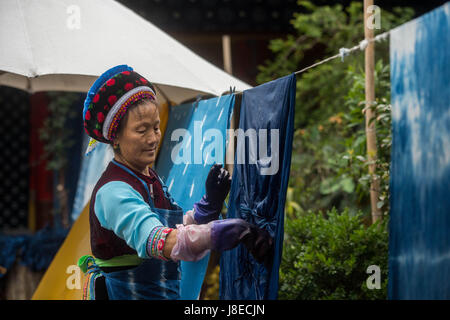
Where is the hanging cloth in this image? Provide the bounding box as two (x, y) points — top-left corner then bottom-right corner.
(155, 94), (235, 299)
(388, 3), (450, 299)
(220, 74), (296, 300)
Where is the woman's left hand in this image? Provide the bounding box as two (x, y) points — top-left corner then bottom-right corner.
(193, 164), (231, 224)
(204, 164), (231, 205)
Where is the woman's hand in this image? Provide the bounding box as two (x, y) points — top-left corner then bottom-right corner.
(210, 219), (273, 267)
(193, 164), (231, 224)
(204, 164), (231, 206)
(162, 229), (178, 260)
(166, 219), (273, 266)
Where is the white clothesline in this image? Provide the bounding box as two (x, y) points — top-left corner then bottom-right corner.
(294, 31), (390, 75)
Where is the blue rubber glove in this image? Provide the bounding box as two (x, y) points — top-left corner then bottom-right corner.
(193, 164), (231, 224)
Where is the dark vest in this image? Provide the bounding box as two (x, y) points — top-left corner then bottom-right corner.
(89, 161), (172, 260)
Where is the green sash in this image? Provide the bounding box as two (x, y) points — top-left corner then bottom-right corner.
(78, 254), (142, 273)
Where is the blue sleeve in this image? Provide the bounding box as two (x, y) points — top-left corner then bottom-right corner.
(94, 181), (164, 258)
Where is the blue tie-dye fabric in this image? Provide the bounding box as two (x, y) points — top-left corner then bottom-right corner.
(389, 3), (450, 299)
(155, 95), (235, 299)
(219, 74), (296, 300)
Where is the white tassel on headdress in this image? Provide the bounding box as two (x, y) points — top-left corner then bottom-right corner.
(85, 138), (100, 156)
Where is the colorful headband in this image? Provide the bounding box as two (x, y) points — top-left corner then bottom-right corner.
(82, 65), (157, 155)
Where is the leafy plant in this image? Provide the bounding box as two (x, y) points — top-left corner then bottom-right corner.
(279, 208), (389, 300)
(39, 92), (79, 171)
(39, 92), (79, 227)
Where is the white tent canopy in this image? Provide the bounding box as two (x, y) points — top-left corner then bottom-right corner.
(0, 0), (251, 103)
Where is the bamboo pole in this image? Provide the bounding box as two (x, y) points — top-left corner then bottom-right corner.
(364, 0), (382, 223)
(222, 35), (233, 75)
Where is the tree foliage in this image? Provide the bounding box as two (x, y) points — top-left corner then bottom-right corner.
(39, 92), (79, 171)
(257, 1), (413, 129)
(39, 92), (79, 227)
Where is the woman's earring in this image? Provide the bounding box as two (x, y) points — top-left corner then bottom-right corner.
(113, 143), (119, 150)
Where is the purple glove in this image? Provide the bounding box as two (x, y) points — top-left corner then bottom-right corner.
(210, 219), (252, 252)
(241, 223), (274, 268)
(170, 219), (273, 265)
(211, 219), (274, 267)
(193, 164), (231, 224)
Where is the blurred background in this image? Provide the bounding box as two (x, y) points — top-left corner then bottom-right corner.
(0, 0), (447, 300)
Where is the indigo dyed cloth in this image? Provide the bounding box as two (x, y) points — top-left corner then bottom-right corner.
(219, 74), (296, 300)
(389, 3), (450, 299)
(155, 95), (235, 299)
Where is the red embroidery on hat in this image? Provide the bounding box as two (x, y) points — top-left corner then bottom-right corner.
(93, 94), (100, 103)
(124, 83), (133, 91)
(106, 79), (116, 86)
(104, 105), (108, 110)
(122, 71), (131, 76)
(108, 95), (118, 106)
(140, 77), (148, 84)
(97, 112), (105, 123)
(85, 110), (91, 120)
(93, 129), (102, 138)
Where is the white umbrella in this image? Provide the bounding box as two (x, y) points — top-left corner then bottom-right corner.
(0, 0), (251, 103)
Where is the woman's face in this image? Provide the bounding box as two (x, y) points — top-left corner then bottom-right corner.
(114, 100), (161, 174)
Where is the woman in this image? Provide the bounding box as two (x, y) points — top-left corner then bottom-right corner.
(78, 65), (272, 300)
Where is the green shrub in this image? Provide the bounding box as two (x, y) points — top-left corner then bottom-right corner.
(279, 208), (388, 299)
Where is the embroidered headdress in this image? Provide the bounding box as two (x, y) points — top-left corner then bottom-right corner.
(82, 65), (157, 155)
